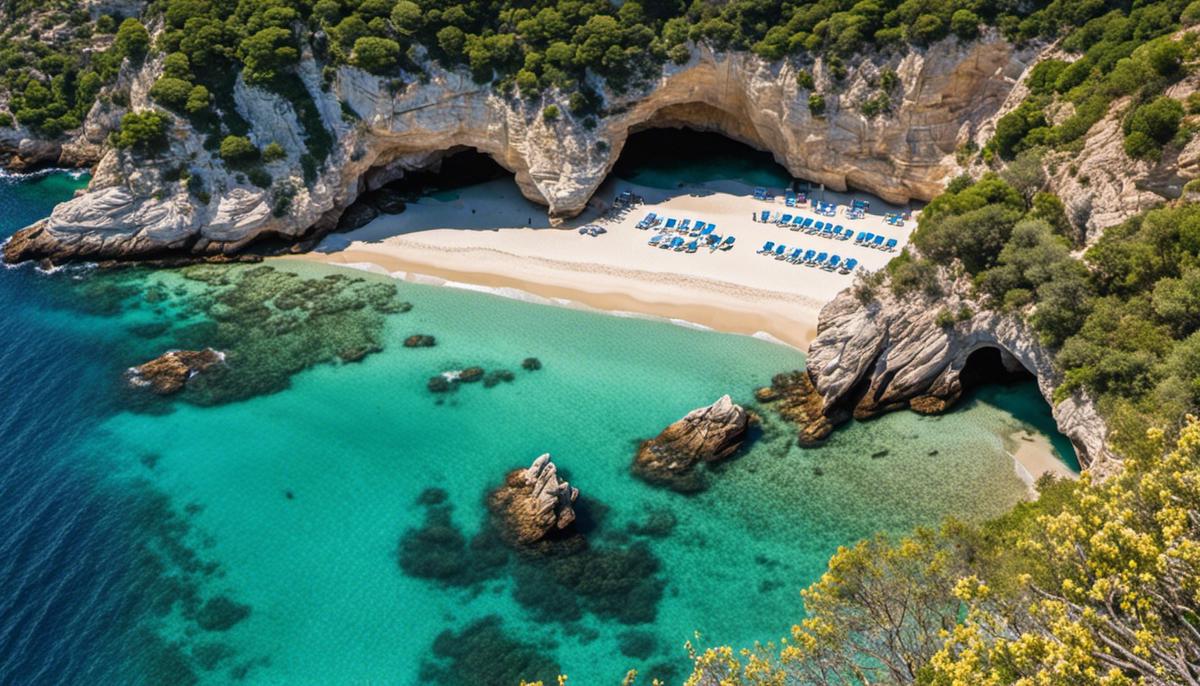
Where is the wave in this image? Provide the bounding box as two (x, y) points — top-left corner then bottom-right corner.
(0, 167), (89, 182)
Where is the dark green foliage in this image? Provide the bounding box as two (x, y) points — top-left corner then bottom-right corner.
(149, 76), (194, 111)
(1123, 95), (1184, 160)
(219, 135), (259, 166)
(808, 93), (825, 116)
(262, 142), (286, 162)
(114, 110), (169, 153)
(351, 36), (401, 74)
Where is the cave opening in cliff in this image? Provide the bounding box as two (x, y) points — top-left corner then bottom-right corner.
(382, 148), (512, 199)
(959, 346), (1035, 392)
(610, 127), (794, 190)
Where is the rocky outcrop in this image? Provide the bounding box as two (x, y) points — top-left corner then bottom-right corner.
(488, 454), (579, 545)
(125, 348), (224, 395)
(755, 371), (840, 446)
(5, 31), (1035, 263)
(805, 279), (1117, 474)
(633, 395), (749, 492)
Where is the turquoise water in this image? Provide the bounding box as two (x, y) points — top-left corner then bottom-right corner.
(0, 170), (1076, 685)
(613, 130), (794, 190)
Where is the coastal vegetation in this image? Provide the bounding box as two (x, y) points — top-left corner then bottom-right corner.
(686, 419), (1200, 685)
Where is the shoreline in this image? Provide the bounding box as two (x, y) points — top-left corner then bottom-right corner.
(1008, 429), (1079, 493)
(289, 244), (820, 350)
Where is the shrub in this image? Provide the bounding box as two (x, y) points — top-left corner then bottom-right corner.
(149, 77), (194, 111)
(0, 112), (12, 128)
(114, 18), (150, 63)
(1123, 96), (1184, 160)
(808, 94), (825, 116)
(114, 110), (168, 153)
(796, 69), (815, 90)
(352, 36), (401, 74)
(542, 104), (559, 121)
(185, 86), (211, 114)
(950, 9), (980, 40)
(162, 52), (192, 80)
(219, 135), (259, 166)
(262, 142), (287, 162)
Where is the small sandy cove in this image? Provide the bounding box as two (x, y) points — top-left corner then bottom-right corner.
(293, 177), (914, 350)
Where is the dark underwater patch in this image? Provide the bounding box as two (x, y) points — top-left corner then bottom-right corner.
(419, 615), (561, 686)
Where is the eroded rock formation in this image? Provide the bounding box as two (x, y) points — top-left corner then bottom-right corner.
(633, 394), (749, 492)
(125, 348), (224, 395)
(755, 371), (840, 446)
(5, 32), (1036, 263)
(488, 454), (579, 545)
(805, 280), (1116, 474)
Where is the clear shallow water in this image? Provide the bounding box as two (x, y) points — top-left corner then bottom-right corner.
(0, 171), (1074, 685)
(612, 129), (794, 190)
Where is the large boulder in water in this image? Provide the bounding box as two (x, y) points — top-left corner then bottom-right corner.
(126, 348), (224, 395)
(488, 454), (579, 545)
(754, 371), (837, 446)
(632, 395), (748, 492)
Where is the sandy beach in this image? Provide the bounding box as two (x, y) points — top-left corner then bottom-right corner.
(1009, 429), (1079, 492)
(296, 177), (914, 349)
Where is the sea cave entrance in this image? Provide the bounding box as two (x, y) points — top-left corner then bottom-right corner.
(337, 146), (525, 233)
(609, 124), (794, 192)
(959, 346), (1035, 391)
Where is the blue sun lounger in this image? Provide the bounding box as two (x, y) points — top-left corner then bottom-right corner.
(813, 251), (828, 266)
(679, 219), (691, 232)
(841, 258), (858, 273)
(829, 227), (842, 239)
(691, 221), (706, 236)
(854, 231), (866, 243)
(802, 249), (816, 263)
(648, 234), (665, 246)
(787, 247), (803, 262)
(636, 212), (657, 229)
(785, 191), (795, 207)
(720, 235), (735, 250)
(835, 225), (847, 239)
(753, 187), (767, 200)
(872, 235), (885, 248)
(824, 255), (841, 271)
(789, 217), (803, 231)
(669, 236), (685, 250)
(700, 224), (715, 236)
(802, 217), (814, 229)
(821, 225), (834, 237)
(773, 244), (787, 258)
(778, 214), (793, 225)
(862, 232), (875, 245)
(686, 240), (699, 253)
(884, 238), (898, 251)
(759, 210), (770, 222)
(664, 218), (677, 230)
(758, 240), (775, 254)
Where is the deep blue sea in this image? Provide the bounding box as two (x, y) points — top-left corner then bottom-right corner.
(0, 169), (1075, 685)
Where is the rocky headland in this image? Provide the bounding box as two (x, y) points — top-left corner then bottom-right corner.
(803, 276), (1116, 475)
(632, 395), (750, 492)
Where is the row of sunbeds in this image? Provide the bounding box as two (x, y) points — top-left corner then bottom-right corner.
(759, 211), (899, 251)
(648, 233), (735, 252)
(757, 241), (859, 273)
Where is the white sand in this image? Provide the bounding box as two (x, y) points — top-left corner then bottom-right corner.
(296, 176), (914, 350)
(1009, 429), (1078, 493)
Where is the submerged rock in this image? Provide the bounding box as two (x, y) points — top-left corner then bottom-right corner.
(404, 334), (437, 348)
(126, 349), (225, 395)
(632, 395), (748, 492)
(459, 366), (485, 383)
(482, 369), (515, 387)
(488, 454), (579, 545)
(521, 357), (542, 371)
(755, 371), (837, 446)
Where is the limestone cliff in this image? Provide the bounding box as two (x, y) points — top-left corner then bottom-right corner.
(805, 273), (1117, 475)
(4, 31), (1034, 263)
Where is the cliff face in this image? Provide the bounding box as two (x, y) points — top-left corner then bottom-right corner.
(4, 31), (1033, 263)
(805, 278), (1117, 475)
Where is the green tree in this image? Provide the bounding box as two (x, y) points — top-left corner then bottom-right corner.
(149, 76), (195, 111)
(352, 37), (401, 74)
(219, 135), (259, 166)
(114, 110), (168, 152)
(114, 18), (150, 63)
(240, 27), (300, 83)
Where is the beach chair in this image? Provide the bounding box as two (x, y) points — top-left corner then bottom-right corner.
(700, 224), (715, 236)
(758, 240), (775, 254)
(814, 220), (826, 231)
(801, 249), (815, 263)
(664, 218), (677, 230)
(691, 221), (706, 237)
(648, 234), (664, 246)
(841, 258), (858, 273)
(872, 235), (885, 248)
(686, 240), (699, 253)
(821, 225), (834, 237)
(773, 244), (787, 259)
(720, 236), (735, 250)
(636, 212), (656, 229)
(759, 210), (770, 222)
(778, 214), (793, 226)
(753, 187), (766, 200)
(787, 247), (803, 262)
(824, 255), (841, 271)
(679, 219), (691, 232)
(854, 231), (866, 243)
(835, 225), (847, 239)
(670, 237), (685, 250)
(884, 238), (898, 251)
(785, 192), (795, 207)
(862, 232), (875, 245)
(813, 251), (828, 266)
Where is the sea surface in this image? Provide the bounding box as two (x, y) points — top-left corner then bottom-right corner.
(0, 166), (1075, 685)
